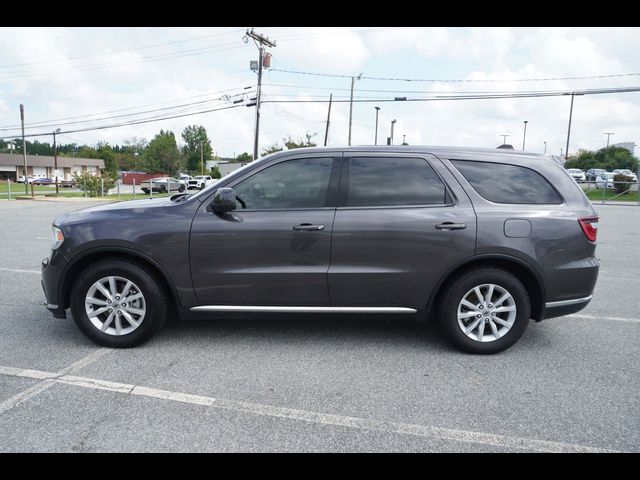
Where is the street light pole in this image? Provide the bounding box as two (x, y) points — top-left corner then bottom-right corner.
(522, 121), (528, 151)
(544, 141), (547, 154)
(53, 128), (60, 195)
(374, 106), (380, 145)
(500, 134), (510, 145)
(604, 132), (615, 148)
(200, 141), (204, 175)
(390, 119), (397, 145)
(348, 73), (362, 146)
(20, 104), (28, 195)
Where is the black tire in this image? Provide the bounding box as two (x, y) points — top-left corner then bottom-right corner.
(70, 259), (169, 348)
(178, 185), (185, 193)
(438, 268), (530, 354)
(160, 185), (167, 194)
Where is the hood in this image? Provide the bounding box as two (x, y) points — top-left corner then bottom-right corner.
(54, 197), (177, 226)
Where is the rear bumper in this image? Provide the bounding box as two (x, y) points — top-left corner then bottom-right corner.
(542, 295), (592, 320)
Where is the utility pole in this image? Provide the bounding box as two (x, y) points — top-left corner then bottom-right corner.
(604, 132), (615, 148)
(324, 94), (333, 146)
(200, 141), (204, 175)
(348, 73), (362, 146)
(53, 128), (60, 195)
(544, 141), (547, 154)
(20, 104), (28, 195)
(246, 29), (276, 161)
(390, 119), (397, 145)
(564, 92), (582, 161)
(522, 120), (528, 151)
(374, 106), (380, 145)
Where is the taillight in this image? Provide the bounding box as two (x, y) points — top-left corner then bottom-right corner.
(578, 216), (599, 242)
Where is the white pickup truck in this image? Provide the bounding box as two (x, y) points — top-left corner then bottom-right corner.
(187, 175), (214, 190)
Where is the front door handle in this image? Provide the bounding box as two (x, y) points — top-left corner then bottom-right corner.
(293, 223), (325, 231)
(435, 222), (467, 231)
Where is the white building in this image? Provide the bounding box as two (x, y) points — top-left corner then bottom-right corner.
(0, 153), (104, 181)
(204, 160), (246, 177)
(613, 142), (636, 154)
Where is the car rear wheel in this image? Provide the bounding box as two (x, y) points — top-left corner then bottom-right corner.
(438, 268), (530, 354)
(70, 259), (169, 348)
(178, 185), (185, 193)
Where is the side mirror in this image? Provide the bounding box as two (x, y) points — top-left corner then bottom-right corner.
(208, 187), (237, 213)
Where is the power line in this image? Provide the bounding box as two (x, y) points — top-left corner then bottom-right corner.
(0, 88), (255, 131)
(0, 103), (246, 140)
(0, 42), (247, 80)
(270, 68), (640, 83)
(0, 28), (244, 70)
(263, 82), (637, 95)
(260, 86), (640, 103)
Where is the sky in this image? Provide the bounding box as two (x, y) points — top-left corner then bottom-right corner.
(0, 27), (639, 158)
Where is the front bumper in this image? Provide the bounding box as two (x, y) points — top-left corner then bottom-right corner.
(41, 253), (68, 319)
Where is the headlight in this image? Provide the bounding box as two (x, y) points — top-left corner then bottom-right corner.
(52, 226), (65, 250)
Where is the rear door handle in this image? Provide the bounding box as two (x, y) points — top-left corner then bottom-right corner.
(435, 222), (467, 230)
(293, 223), (325, 231)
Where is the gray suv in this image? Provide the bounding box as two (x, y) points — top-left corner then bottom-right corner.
(41, 146), (599, 354)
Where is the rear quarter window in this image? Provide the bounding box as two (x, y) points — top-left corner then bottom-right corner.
(450, 160), (563, 204)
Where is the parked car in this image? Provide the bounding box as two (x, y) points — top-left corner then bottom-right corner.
(586, 168), (606, 182)
(595, 172), (615, 189)
(60, 179), (76, 188)
(177, 174), (193, 187)
(140, 177), (185, 194)
(42, 146), (599, 354)
(567, 168), (586, 182)
(32, 178), (53, 185)
(187, 175), (214, 190)
(612, 169), (638, 182)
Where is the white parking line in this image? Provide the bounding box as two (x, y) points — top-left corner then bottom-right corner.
(567, 313), (640, 324)
(0, 364), (618, 453)
(0, 267), (40, 274)
(0, 349), (111, 415)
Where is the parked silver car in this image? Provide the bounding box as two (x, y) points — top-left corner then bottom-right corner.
(141, 177), (185, 194)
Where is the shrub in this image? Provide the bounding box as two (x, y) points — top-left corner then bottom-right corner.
(613, 174), (634, 195)
(210, 165), (221, 179)
(73, 171), (117, 197)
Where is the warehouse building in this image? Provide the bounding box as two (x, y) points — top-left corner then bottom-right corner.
(0, 153), (104, 181)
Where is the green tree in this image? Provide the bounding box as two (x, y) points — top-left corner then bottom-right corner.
(261, 143), (283, 156)
(96, 142), (117, 174)
(181, 125), (212, 173)
(141, 130), (180, 173)
(234, 152), (253, 163)
(566, 146), (638, 171)
(283, 132), (317, 149)
(260, 132), (318, 157)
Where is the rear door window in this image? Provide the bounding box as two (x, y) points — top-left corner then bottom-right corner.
(346, 156), (448, 207)
(451, 160), (562, 204)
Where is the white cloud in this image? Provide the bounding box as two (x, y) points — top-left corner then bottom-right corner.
(1, 27), (639, 158)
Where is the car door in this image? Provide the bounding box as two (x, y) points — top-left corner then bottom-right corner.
(190, 155), (340, 306)
(328, 152), (477, 310)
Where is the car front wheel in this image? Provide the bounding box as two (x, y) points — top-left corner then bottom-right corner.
(438, 268), (530, 354)
(70, 259), (169, 348)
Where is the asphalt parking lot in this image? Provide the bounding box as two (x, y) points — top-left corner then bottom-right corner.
(0, 199), (638, 452)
